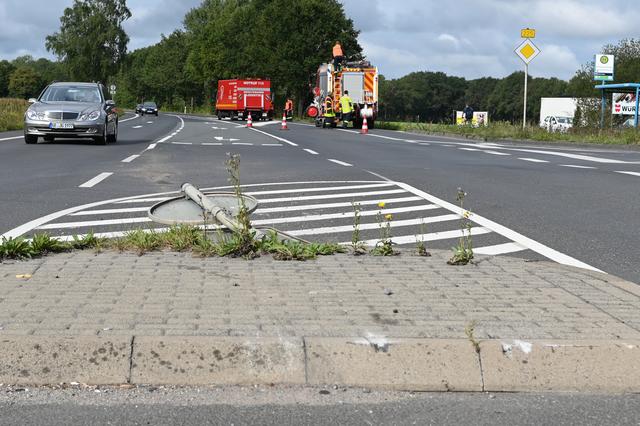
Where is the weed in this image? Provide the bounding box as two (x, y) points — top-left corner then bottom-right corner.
(225, 153), (260, 259)
(350, 202), (367, 255)
(162, 224), (200, 252)
(415, 220), (431, 257)
(123, 229), (162, 255)
(193, 233), (219, 257)
(448, 188), (474, 265)
(371, 202), (396, 256)
(71, 232), (105, 250)
(110, 237), (129, 252)
(30, 233), (71, 255)
(465, 320), (481, 354)
(0, 236), (34, 259)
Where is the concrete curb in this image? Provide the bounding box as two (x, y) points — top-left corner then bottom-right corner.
(1, 336), (639, 392)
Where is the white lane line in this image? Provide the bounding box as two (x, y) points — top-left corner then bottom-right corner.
(442, 144), (453, 147)
(518, 158), (549, 163)
(252, 205), (439, 226)
(37, 217), (151, 230)
(146, 121), (154, 124)
(474, 242), (527, 256)
(286, 214), (460, 237)
(172, 142), (192, 145)
(484, 150), (511, 156)
(147, 143), (157, 150)
(0, 136), (23, 141)
(203, 143), (223, 146)
(255, 196), (425, 214)
(262, 143), (283, 147)
(615, 171), (640, 177)
(248, 183), (394, 196)
(121, 155), (140, 163)
(79, 172), (113, 189)
(559, 164), (597, 169)
(419, 143), (431, 146)
(70, 207), (148, 216)
(393, 181), (603, 272)
(459, 147), (479, 152)
(328, 159), (353, 167)
(132, 125), (143, 129)
(151, 114), (185, 148)
(259, 189), (406, 204)
(249, 127), (298, 146)
(116, 197), (170, 204)
(304, 149), (319, 155)
(493, 147), (635, 164)
(232, 142), (253, 146)
(119, 114), (139, 123)
(346, 227), (492, 247)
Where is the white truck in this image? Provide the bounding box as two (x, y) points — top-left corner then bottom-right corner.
(539, 98), (577, 132)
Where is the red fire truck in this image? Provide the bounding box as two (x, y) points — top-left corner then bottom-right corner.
(215, 79), (274, 121)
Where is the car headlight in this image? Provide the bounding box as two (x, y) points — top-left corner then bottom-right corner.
(79, 110), (101, 121)
(26, 109), (45, 120)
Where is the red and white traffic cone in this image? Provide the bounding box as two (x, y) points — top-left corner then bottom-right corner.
(361, 116), (369, 134)
(246, 113), (253, 128)
(280, 113), (289, 130)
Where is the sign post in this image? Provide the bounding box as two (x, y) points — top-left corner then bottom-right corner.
(514, 31), (540, 129)
(594, 55), (614, 128)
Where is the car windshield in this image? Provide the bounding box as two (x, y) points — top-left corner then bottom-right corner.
(557, 117), (570, 124)
(40, 86), (102, 103)
(144, 102), (157, 107)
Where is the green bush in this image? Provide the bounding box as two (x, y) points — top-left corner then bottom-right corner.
(0, 98), (29, 132)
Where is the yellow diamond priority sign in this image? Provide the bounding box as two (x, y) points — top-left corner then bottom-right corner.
(515, 39), (541, 64)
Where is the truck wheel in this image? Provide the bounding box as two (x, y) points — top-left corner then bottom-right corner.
(315, 119), (322, 128)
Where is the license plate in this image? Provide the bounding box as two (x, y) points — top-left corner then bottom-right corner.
(49, 122), (74, 129)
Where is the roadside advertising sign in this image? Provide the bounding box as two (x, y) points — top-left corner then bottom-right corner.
(612, 93), (637, 115)
(456, 111), (489, 126)
(514, 39), (541, 65)
(594, 55), (614, 81)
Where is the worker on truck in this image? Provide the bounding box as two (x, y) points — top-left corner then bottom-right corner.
(323, 96), (336, 127)
(333, 41), (344, 70)
(339, 90), (353, 128)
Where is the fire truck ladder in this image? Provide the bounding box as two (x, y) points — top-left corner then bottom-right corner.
(333, 72), (342, 111)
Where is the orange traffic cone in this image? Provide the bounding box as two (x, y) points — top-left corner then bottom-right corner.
(361, 116), (369, 134)
(246, 113), (253, 128)
(280, 113), (289, 131)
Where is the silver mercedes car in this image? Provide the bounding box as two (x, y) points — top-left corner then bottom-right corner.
(24, 82), (118, 145)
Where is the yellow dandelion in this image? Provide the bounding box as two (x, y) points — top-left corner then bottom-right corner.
(378, 202), (386, 209)
(385, 214), (393, 221)
(463, 211), (471, 219)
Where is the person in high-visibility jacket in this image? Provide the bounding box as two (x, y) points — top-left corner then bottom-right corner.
(339, 90), (353, 128)
(285, 98), (294, 119)
(323, 96), (336, 127)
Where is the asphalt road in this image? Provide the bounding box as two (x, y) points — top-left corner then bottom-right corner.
(1, 386), (639, 426)
(0, 113), (638, 283)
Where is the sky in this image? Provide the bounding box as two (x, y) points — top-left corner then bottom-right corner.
(0, 0), (636, 81)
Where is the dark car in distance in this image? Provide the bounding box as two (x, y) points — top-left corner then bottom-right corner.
(135, 103), (144, 114)
(141, 101), (158, 116)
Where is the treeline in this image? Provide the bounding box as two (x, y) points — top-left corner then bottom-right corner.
(0, 56), (67, 99)
(381, 38), (640, 124)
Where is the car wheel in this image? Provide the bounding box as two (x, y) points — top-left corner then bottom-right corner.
(44, 135), (55, 142)
(95, 126), (107, 145)
(155, 112), (158, 116)
(107, 121), (118, 143)
(24, 134), (38, 144)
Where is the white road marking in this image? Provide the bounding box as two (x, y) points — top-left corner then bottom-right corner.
(459, 147), (479, 152)
(442, 144), (453, 147)
(258, 189), (406, 204)
(211, 127), (227, 130)
(248, 183), (394, 196)
(132, 125), (143, 129)
(328, 159), (353, 167)
(252, 205), (440, 226)
(116, 197), (171, 204)
(147, 143), (157, 150)
(119, 114), (139, 123)
(262, 143), (283, 147)
(419, 143), (430, 146)
(172, 142), (192, 145)
(484, 150), (511, 156)
(232, 142), (253, 146)
(214, 136), (240, 142)
(121, 155), (139, 163)
(518, 158), (549, 163)
(79, 172), (113, 189)
(0, 136), (23, 141)
(146, 121), (154, 124)
(151, 114), (185, 148)
(70, 207), (148, 216)
(304, 149), (319, 155)
(286, 214), (460, 237)
(474, 242), (527, 255)
(203, 143), (223, 146)
(249, 128), (298, 146)
(559, 164), (597, 169)
(348, 227), (492, 247)
(38, 217), (151, 230)
(392, 180), (603, 272)
(255, 196), (425, 214)
(492, 147), (635, 164)
(615, 171), (640, 177)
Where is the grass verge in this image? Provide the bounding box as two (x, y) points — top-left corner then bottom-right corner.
(376, 121), (640, 145)
(0, 98), (29, 132)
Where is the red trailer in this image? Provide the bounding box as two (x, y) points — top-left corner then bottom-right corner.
(215, 79), (274, 121)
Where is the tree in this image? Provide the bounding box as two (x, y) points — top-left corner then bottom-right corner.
(0, 60), (16, 97)
(8, 67), (41, 99)
(45, 0), (131, 84)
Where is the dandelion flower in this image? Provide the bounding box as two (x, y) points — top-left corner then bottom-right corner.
(385, 214), (393, 221)
(463, 211), (471, 219)
(378, 202), (386, 209)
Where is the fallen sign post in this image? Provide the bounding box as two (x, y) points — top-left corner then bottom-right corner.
(514, 31), (541, 130)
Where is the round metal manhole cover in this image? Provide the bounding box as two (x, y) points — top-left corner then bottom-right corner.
(148, 192), (259, 225)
